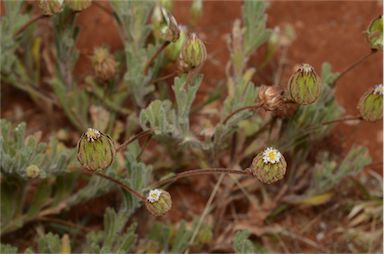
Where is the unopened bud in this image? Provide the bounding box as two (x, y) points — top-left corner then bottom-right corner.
(249, 147), (287, 184)
(145, 189), (172, 216)
(153, 7), (180, 43)
(258, 85), (284, 111)
(367, 16), (383, 50)
(77, 128), (115, 171)
(91, 47), (117, 81)
(26, 165), (40, 178)
(358, 84), (383, 121)
(39, 0), (63, 16)
(288, 64), (321, 105)
(65, 0), (92, 11)
(179, 33), (207, 70)
(165, 27), (187, 61)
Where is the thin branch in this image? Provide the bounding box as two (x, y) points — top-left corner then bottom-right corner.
(94, 172), (146, 202)
(308, 115), (363, 129)
(144, 41), (170, 75)
(14, 14), (47, 37)
(333, 50), (378, 85)
(222, 103), (263, 125)
(116, 129), (153, 152)
(151, 168), (251, 188)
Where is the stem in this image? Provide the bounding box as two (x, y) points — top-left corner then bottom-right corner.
(14, 14), (47, 37)
(149, 71), (178, 85)
(151, 168), (251, 188)
(94, 172), (146, 202)
(222, 103), (263, 125)
(333, 50), (377, 85)
(116, 129), (153, 152)
(144, 41), (170, 75)
(308, 115), (363, 129)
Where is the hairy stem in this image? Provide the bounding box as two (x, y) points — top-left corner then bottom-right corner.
(144, 41), (170, 75)
(116, 129), (153, 152)
(223, 103), (263, 125)
(14, 14), (47, 37)
(94, 172), (147, 202)
(151, 168), (251, 188)
(333, 50), (377, 85)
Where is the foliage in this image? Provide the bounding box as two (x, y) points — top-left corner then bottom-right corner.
(0, 0), (382, 253)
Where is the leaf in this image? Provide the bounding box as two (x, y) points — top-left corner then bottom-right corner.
(0, 243), (18, 254)
(233, 230), (255, 254)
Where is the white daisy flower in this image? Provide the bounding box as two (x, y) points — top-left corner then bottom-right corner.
(262, 147), (282, 164)
(373, 84), (383, 96)
(85, 128), (101, 142)
(147, 189), (162, 203)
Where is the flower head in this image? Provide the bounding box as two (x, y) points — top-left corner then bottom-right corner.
(147, 189), (162, 203)
(262, 147), (282, 164)
(145, 189), (172, 216)
(85, 128), (101, 142)
(77, 128), (115, 171)
(249, 147), (287, 184)
(367, 15), (383, 50)
(288, 63), (321, 105)
(358, 84), (383, 122)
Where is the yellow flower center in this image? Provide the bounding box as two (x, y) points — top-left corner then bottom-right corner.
(267, 151), (277, 162)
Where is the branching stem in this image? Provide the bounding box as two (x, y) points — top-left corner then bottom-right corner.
(14, 14), (47, 37)
(333, 50), (377, 85)
(116, 129), (153, 152)
(223, 103), (263, 125)
(151, 168), (251, 188)
(94, 172), (147, 202)
(144, 41), (170, 75)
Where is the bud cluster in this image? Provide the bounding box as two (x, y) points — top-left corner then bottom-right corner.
(179, 33), (207, 70)
(367, 15), (383, 50)
(39, 0), (64, 16)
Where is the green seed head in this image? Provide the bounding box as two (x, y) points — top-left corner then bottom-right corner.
(26, 165), (41, 178)
(367, 16), (383, 50)
(38, 0), (63, 16)
(77, 128), (115, 171)
(145, 189), (172, 216)
(65, 0), (92, 11)
(180, 33), (207, 70)
(288, 64), (321, 105)
(91, 47), (117, 81)
(358, 84), (383, 122)
(249, 147), (287, 184)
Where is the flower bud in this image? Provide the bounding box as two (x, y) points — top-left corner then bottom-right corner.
(91, 47), (117, 81)
(367, 16), (383, 50)
(258, 85), (284, 111)
(65, 0), (92, 11)
(153, 7), (180, 43)
(165, 27), (187, 61)
(358, 84), (383, 121)
(77, 128), (115, 171)
(249, 147), (287, 184)
(179, 33), (207, 70)
(288, 64), (321, 105)
(145, 189), (172, 216)
(38, 0), (63, 16)
(26, 165), (40, 178)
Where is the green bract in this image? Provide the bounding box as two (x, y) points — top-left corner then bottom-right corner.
(367, 16), (383, 50)
(250, 147), (287, 184)
(165, 28), (187, 61)
(77, 128), (115, 171)
(65, 0), (92, 11)
(180, 33), (207, 69)
(358, 84), (383, 121)
(145, 189), (172, 216)
(288, 63), (321, 105)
